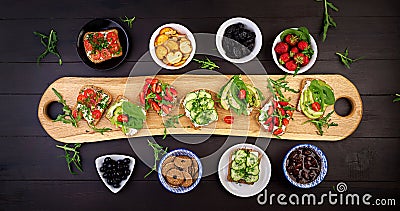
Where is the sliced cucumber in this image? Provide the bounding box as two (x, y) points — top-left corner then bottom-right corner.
(244, 174), (259, 183)
(246, 153), (259, 168)
(206, 98), (215, 109)
(230, 169), (245, 182)
(246, 166), (259, 175)
(231, 161), (246, 170)
(190, 109), (199, 119)
(198, 90), (212, 99)
(184, 99), (196, 111)
(185, 92), (198, 102)
(234, 150), (248, 164)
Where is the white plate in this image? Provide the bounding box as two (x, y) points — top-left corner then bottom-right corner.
(272, 28), (318, 74)
(95, 154), (135, 193)
(149, 23), (196, 70)
(218, 143), (271, 197)
(216, 17), (263, 63)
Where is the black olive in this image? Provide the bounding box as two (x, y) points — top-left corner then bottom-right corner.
(104, 157), (111, 163)
(123, 158), (130, 164)
(103, 172), (109, 178)
(113, 183), (121, 188)
(100, 167), (106, 172)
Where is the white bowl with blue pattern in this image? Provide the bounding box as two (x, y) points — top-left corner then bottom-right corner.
(158, 149), (202, 194)
(283, 144), (327, 188)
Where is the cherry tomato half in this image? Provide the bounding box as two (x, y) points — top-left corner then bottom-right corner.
(311, 102), (321, 112)
(84, 89), (95, 98)
(223, 116), (234, 124)
(117, 114), (129, 122)
(91, 51), (101, 60)
(238, 89), (246, 100)
(84, 39), (93, 51)
(100, 48), (112, 60)
(77, 94), (86, 103)
(106, 32), (118, 43)
(92, 109), (102, 119)
(109, 43), (120, 54)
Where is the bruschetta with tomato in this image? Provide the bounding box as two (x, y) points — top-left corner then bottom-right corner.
(72, 85), (112, 126)
(83, 29), (123, 64)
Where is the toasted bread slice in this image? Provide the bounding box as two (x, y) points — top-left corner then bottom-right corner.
(83, 29), (123, 64)
(181, 89), (218, 129)
(227, 148), (262, 185)
(75, 85), (112, 126)
(258, 100), (295, 136)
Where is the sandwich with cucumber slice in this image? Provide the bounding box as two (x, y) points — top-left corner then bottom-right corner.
(227, 148), (261, 185)
(297, 79), (335, 119)
(218, 75), (264, 116)
(106, 95), (146, 136)
(183, 89), (218, 128)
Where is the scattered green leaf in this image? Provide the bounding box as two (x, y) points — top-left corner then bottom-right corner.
(193, 57), (220, 70)
(393, 94), (400, 103)
(89, 125), (112, 135)
(56, 143), (83, 174)
(316, 0), (338, 42)
(33, 29), (62, 65)
(335, 48), (362, 68)
(162, 114), (184, 139)
(144, 140), (168, 178)
(120, 16), (136, 28)
(52, 88), (80, 127)
(268, 75), (299, 102)
(303, 111), (338, 136)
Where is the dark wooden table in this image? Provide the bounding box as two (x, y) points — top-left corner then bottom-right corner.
(1, 0), (399, 210)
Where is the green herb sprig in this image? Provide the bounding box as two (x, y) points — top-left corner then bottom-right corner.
(268, 75), (299, 102)
(316, 0), (338, 42)
(90, 125), (112, 135)
(52, 88), (80, 127)
(193, 57), (220, 70)
(33, 29), (62, 65)
(393, 94), (400, 103)
(56, 143), (83, 174)
(120, 16), (136, 28)
(144, 140), (168, 178)
(304, 111), (338, 136)
(162, 114), (184, 139)
(336, 48), (363, 69)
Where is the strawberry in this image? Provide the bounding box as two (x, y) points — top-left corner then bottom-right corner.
(297, 40), (309, 51)
(161, 104), (170, 114)
(278, 107), (285, 116)
(264, 117), (273, 125)
(274, 42), (289, 54)
(282, 118), (289, 126)
(285, 60), (298, 72)
(286, 110), (293, 117)
(273, 116), (279, 126)
(267, 123), (274, 132)
(279, 53), (290, 65)
(284, 34), (299, 46)
(294, 53), (306, 65)
(279, 101), (289, 106)
(273, 101), (279, 109)
(302, 55), (310, 66)
(267, 106), (274, 116)
(139, 92), (145, 104)
(289, 47), (299, 57)
(273, 128), (283, 136)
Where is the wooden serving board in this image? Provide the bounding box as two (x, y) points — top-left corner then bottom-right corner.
(38, 75), (362, 143)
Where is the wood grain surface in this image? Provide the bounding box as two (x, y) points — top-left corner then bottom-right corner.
(38, 75), (362, 143)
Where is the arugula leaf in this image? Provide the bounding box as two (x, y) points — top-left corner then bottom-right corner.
(162, 114), (184, 139)
(144, 140), (168, 178)
(52, 88), (80, 127)
(193, 57), (220, 70)
(120, 16), (136, 28)
(33, 29), (62, 65)
(303, 111), (338, 136)
(56, 143), (83, 174)
(268, 75), (299, 102)
(316, 0), (338, 42)
(335, 48), (363, 68)
(90, 125), (112, 135)
(393, 94), (400, 103)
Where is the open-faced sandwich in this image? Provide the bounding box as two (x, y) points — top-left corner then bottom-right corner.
(258, 99), (295, 137)
(218, 75), (264, 116)
(227, 148), (261, 185)
(73, 85), (113, 126)
(83, 29), (123, 63)
(139, 78), (178, 116)
(106, 95), (146, 136)
(297, 79), (335, 119)
(183, 89), (218, 128)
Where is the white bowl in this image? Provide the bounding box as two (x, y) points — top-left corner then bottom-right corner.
(95, 154), (135, 193)
(272, 28), (318, 74)
(216, 17), (263, 63)
(149, 23), (196, 70)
